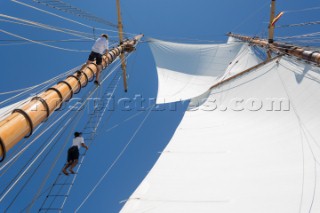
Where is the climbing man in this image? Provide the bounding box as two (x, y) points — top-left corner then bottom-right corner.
(62, 132), (88, 175)
(86, 34), (109, 86)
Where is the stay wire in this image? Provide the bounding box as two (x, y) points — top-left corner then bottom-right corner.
(0, 64), (79, 97)
(0, 29), (90, 52)
(284, 7), (320, 14)
(0, 15), (94, 40)
(104, 104), (155, 133)
(32, 0), (117, 28)
(75, 105), (154, 212)
(10, 0), (137, 36)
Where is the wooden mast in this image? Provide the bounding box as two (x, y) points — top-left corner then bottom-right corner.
(267, 0), (276, 58)
(0, 35), (143, 161)
(268, 0), (276, 44)
(116, 0), (129, 92)
(228, 33), (320, 65)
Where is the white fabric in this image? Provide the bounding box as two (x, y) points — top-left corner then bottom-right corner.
(121, 56), (320, 213)
(149, 39), (243, 104)
(219, 43), (262, 80)
(72, 136), (84, 149)
(0, 98), (31, 120)
(91, 37), (108, 55)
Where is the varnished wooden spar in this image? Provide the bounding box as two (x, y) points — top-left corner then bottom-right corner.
(268, 0), (276, 44)
(228, 33), (320, 65)
(0, 34), (143, 161)
(116, 0), (128, 92)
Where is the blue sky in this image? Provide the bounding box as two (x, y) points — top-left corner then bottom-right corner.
(0, 0), (319, 212)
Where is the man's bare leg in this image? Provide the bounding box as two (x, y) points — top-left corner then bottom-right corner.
(95, 64), (102, 85)
(62, 161), (72, 175)
(69, 159), (78, 174)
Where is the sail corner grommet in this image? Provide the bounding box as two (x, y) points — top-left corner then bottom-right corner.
(0, 137), (6, 162)
(12, 109), (34, 138)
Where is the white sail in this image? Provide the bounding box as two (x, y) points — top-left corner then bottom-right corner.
(121, 52), (320, 212)
(149, 39), (243, 104)
(0, 98), (31, 120)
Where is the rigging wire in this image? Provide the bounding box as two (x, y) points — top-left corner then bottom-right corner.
(276, 32), (320, 40)
(75, 105), (154, 212)
(32, 0), (117, 28)
(10, 0), (137, 36)
(0, 38), (91, 43)
(0, 15), (94, 40)
(284, 7), (320, 14)
(0, 64), (81, 106)
(0, 29), (90, 52)
(277, 21), (320, 28)
(104, 104), (155, 133)
(231, 1), (270, 32)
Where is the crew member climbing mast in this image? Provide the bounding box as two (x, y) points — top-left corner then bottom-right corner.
(85, 34), (109, 86)
(62, 132), (88, 176)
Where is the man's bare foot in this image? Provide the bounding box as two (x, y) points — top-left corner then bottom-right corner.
(62, 169), (69, 176)
(69, 169), (76, 174)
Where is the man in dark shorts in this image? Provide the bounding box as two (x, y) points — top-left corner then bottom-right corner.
(62, 132), (88, 175)
(86, 34), (109, 86)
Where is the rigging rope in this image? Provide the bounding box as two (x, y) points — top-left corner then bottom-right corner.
(277, 21), (320, 28)
(0, 64), (81, 108)
(10, 0), (137, 36)
(104, 104), (155, 133)
(284, 7), (320, 13)
(32, 0), (117, 28)
(0, 29), (90, 52)
(75, 105), (154, 212)
(0, 15), (94, 40)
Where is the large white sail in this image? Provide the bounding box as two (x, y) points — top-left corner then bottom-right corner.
(121, 43), (320, 212)
(149, 39), (243, 104)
